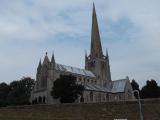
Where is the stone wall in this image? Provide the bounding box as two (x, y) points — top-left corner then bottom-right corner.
(0, 99), (160, 120)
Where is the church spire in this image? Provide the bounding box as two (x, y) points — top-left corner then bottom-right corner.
(43, 52), (50, 65)
(37, 59), (42, 73)
(51, 51), (55, 63)
(90, 3), (103, 58)
(38, 59), (42, 69)
(51, 51), (55, 69)
(106, 48), (109, 59)
(38, 59), (42, 67)
(86, 3), (112, 85)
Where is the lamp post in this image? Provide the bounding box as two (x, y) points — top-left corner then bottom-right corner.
(133, 90), (143, 120)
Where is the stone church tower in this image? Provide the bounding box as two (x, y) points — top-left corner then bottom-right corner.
(85, 3), (111, 86)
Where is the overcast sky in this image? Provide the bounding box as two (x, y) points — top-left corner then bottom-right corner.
(0, 0), (160, 87)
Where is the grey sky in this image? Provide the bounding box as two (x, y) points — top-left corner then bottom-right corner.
(0, 0), (160, 87)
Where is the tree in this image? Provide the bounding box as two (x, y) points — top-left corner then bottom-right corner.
(131, 79), (139, 99)
(7, 77), (35, 105)
(140, 79), (160, 99)
(51, 75), (84, 103)
(0, 83), (10, 107)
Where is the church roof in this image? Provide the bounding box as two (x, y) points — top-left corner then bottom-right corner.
(55, 63), (95, 77)
(106, 79), (128, 93)
(85, 84), (108, 92)
(54, 63), (128, 93)
(84, 79), (128, 93)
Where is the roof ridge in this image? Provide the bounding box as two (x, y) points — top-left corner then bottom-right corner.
(55, 63), (95, 77)
(55, 63), (92, 72)
(112, 79), (128, 82)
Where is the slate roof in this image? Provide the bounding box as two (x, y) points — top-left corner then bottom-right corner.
(107, 79), (128, 93)
(85, 84), (108, 92)
(55, 63), (95, 77)
(85, 79), (128, 93)
(55, 63), (128, 93)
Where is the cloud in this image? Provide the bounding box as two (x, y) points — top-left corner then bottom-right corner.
(0, 0), (160, 87)
(0, 0), (83, 43)
(100, 0), (160, 86)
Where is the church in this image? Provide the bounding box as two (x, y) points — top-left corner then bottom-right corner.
(30, 4), (134, 104)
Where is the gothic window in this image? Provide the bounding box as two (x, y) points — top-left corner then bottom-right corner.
(90, 92), (93, 102)
(106, 94), (109, 101)
(119, 94), (122, 100)
(98, 93), (101, 102)
(114, 95), (118, 100)
(83, 78), (86, 83)
(95, 80), (97, 84)
(86, 95), (89, 102)
(79, 77), (82, 82)
(80, 95), (84, 103)
(101, 61), (105, 69)
(41, 65), (48, 88)
(43, 96), (46, 104)
(38, 96), (42, 104)
(91, 79), (93, 84)
(103, 95), (106, 101)
(32, 98), (38, 104)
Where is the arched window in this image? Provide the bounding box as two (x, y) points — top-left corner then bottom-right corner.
(95, 80), (97, 84)
(41, 65), (48, 88)
(43, 96), (46, 104)
(114, 95), (118, 100)
(38, 96), (42, 104)
(86, 95), (89, 102)
(84, 78), (86, 83)
(80, 95), (84, 103)
(32, 98), (38, 104)
(35, 98), (37, 104)
(103, 94), (106, 101)
(98, 93), (101, 102)
(90, 92), (93, 102)
(106, 94), (109, 101)
(91, 80), (93, 84)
